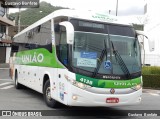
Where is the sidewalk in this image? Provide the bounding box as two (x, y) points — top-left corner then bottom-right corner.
(143, 88), (160, 93)
(0, 63), (9, 69)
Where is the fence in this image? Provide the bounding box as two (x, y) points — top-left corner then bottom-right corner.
(142, 54), (160, 66)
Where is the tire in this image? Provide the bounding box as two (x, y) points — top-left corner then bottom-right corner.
(43, 80), (60, 108)
(15, 71), (22, 89)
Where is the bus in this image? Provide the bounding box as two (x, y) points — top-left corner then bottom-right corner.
(12, 9), (145, 108)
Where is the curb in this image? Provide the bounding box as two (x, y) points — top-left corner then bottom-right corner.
(143, 89), (160, 93)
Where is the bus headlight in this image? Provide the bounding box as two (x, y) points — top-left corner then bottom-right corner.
(77, 82), (85, 89)
(72, 80), (91, 89)
(132, 84), (142, 91)
(64, 75), (91, 89)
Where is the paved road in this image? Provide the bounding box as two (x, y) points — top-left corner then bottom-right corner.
(0, 69), (160, 119)
(0, 69), (10, 79)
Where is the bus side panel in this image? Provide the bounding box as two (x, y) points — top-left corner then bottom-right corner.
(39, 67), (59, 101)
(14, 65), (42, 93)
(14, 65), (29, 87)
(14, 64), (62, 103)
(56, 69), (69, 105)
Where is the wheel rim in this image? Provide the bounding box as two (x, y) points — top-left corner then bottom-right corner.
(46, 87), (52, 101)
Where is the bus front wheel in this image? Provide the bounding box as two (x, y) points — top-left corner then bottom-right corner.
(43, 80), (59, 108)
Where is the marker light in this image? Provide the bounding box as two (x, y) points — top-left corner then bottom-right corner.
(139, 97), (142, 102)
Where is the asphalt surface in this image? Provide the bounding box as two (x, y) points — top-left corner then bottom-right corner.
(0, 69), (10, 79)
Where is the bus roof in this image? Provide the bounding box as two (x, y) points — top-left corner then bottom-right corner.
(14, 9), (132, 38)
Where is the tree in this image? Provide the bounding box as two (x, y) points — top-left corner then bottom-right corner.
(10, 2), (66, 26)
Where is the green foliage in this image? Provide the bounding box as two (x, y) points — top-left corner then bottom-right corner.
(143, 75), (160, 88)
(142, 66), (160, 89)
(10, 1), (66, 25)
(142, 66), (160, 75)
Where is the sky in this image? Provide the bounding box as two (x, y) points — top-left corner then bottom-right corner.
(9, 0), (146, 16)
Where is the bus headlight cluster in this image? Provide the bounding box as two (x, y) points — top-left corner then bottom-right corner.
(132, 84), (142, 91)
(71, 79), (91, 89)
(64, 75), (91, 89)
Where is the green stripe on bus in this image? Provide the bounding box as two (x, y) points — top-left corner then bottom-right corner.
(15, 46), (64, 68)
(76, 74), (141, 88)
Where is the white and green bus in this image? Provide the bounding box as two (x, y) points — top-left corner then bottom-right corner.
(12, 9), (144, 107)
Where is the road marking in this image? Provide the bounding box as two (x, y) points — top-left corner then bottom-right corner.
(0, 85), (14, 89)
(149, 93), (159, 96)
(0, 68), (9, 70)
(0, 79), (12, 81)
(0, 82), (12, 87)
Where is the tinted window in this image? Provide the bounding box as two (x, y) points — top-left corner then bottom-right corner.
(70, 19), (135, 37)
(108, 25), (135, 37)
(70, 19), (107, 33)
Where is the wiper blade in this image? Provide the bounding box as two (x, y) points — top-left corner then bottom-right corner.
(92, 39), (107, 78)
(92, 49), (106, 77)
(111, 41), (131, 78)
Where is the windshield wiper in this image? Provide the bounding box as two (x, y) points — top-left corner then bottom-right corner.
(111, 41), (131, 78)
(92, 39), (107, 78)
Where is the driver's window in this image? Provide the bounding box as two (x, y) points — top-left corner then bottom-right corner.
(55, 25), (68, 66)
(59, 32), (68, 66)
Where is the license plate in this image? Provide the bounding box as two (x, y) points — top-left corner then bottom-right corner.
(106, 98), (119, 103)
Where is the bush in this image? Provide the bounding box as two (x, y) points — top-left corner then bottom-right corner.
(142, 75), (160, 88)
(142, 66), (160, 89)
(142, 66), (151, 75)
(142, 66), (160, 75)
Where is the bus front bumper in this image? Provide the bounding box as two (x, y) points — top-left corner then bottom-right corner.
(67, 85), (142, 107)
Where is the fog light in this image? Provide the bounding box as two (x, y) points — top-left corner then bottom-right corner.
(72, 95), (78, 100)
(139, 97), (142, 101)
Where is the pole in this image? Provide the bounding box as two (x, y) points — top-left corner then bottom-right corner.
(143, 36), (145, 66)
(116, 0), (118, 16)
(18, 8), (21, 33)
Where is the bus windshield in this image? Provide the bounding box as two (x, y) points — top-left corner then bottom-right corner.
(70, 19), (141, 79)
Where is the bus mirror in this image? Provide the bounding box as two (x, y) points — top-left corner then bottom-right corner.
(148, 39), (155, 52)
(136, 30), (148, 39)
(136, 30), (155, 51)
(59, 21), (74, 45)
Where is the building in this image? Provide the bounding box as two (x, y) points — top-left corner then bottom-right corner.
(0, 0), (15, 63)
(143, 0), (160, 66)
